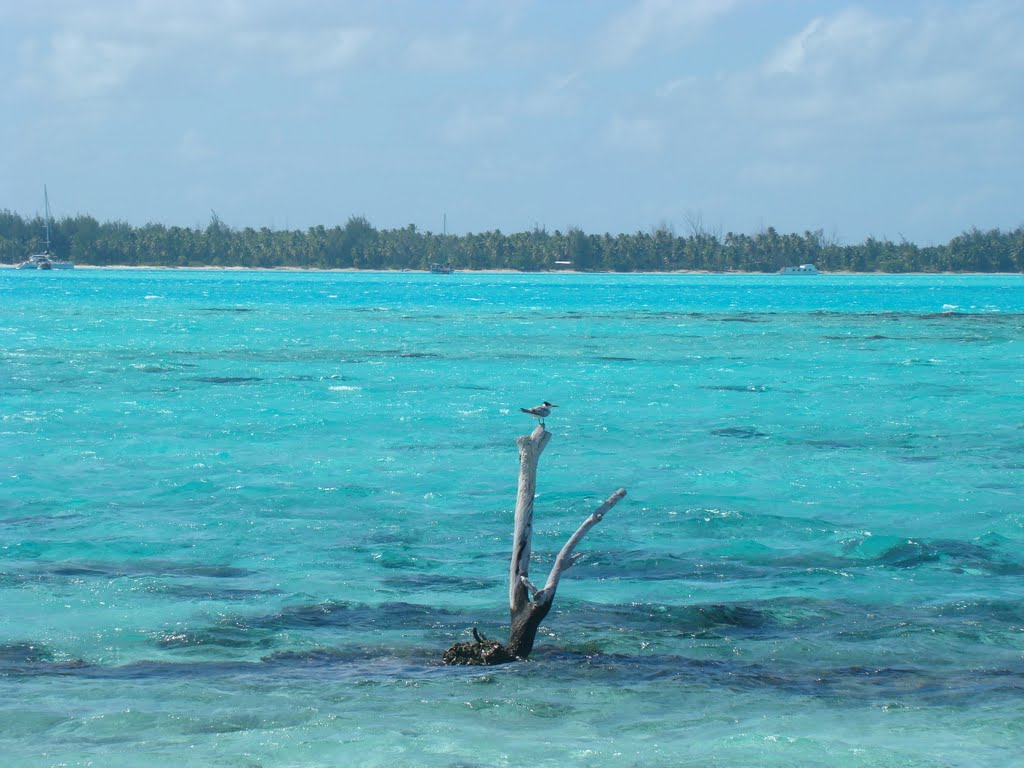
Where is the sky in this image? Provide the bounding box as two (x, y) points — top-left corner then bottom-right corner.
(2, 0), (1022, 245)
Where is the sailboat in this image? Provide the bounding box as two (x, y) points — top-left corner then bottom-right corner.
(17, 186), (73, 270)
(430, 214), (454, 274)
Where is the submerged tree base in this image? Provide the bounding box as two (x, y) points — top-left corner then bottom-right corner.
(442, 629), (516, 666)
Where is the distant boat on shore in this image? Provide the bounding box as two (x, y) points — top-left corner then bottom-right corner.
(778, 263), (819, 274)
(429, 213), (454, 273)
(17, 186), (73, 270)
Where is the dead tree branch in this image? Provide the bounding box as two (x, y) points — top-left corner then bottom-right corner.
(443, 424), (626, 664)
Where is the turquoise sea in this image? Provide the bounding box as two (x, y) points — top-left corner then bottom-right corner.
(2, 269), (1022, 767)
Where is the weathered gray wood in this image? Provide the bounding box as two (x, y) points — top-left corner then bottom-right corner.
(534, 488), (627, 606)
(442, 423), (625, 665)
(506, 484), (626, 658)
(509, 424), (550, 615)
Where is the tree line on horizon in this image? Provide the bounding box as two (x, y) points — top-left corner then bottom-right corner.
(1, 209), (1022, 273)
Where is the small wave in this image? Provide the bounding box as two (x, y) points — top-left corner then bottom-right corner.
(2, 412), (44, 423)
(702, 385), (769, 393)
(329, 385), (361, 391)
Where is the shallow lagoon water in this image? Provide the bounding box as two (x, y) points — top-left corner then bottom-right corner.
(1, 270), (1022, 766)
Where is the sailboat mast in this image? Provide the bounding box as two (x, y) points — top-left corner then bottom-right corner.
(43, 185), (52, 254)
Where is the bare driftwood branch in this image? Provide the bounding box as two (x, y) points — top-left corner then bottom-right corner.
(534, 488), (627, 606)
(509, 424), (551, 611)
(443, 424), (626, 665)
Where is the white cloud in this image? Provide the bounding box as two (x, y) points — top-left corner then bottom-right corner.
(636, 1), (1024, 238)
(522, 73), (583, 116)
(737, 160), (820, 189)
(440, 72), (584, 145)
(655, 76), (697, 100)
(604, 115), (665, 153)
(756, 2), (1024, 125)
(14, 2), (377, 101)
(270, 26), (373, 74)
(764, 7), (903, 78)
(18, 31), (147, 100)
(598, 0), (743, 67)
(177, 128), (215, 162)
(407, 31), (475, 71)
(440, 104), (509, 144)
(628, 0), (1024, 184)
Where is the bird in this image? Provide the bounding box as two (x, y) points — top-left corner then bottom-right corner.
(520, 401), (558, 426)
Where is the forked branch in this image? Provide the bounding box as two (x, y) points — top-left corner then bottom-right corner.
(533, 488), (627, 606)
(443, 423), (627, 665)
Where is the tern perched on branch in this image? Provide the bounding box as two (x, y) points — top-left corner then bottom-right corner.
(520, 401), (558, 427)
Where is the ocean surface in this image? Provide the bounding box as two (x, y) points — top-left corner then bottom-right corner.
(1, 269), (1022, 767)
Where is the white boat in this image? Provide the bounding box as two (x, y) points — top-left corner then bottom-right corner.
(430, 213), (454, 273)
(778, 263), (819, 274)
(17, 254), (54, 270)
(17, 186), (73, 270)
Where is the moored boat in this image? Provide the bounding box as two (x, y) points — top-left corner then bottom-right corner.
(430, 213), (454, 273)
(16, 186), (73, 270)
(17, 255), (53, 270)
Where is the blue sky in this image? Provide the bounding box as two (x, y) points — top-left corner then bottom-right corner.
(2, 0), (1022, 244)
